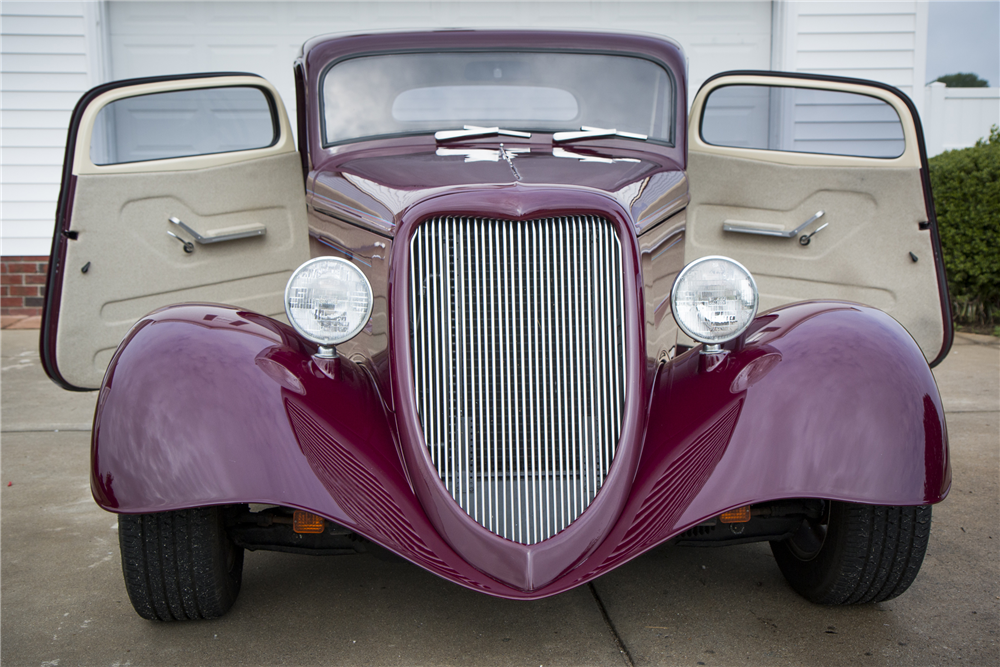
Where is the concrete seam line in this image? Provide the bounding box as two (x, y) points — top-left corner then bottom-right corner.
(1, 426), (92, 433)
(953, 338), (1000, 347)
(588, 582), (635, 667)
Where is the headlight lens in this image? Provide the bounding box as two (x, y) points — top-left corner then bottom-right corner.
(671, 256), (758, 344)
(284, 257), (373, 346)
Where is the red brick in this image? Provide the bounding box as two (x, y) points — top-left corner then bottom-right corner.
(0, 286), (7, 296)
(0, 263), (6, 273)
(25, 274), (47, 285)
(6, 263), (37, 274)
(1, 274), (23, 285)
(9, 307), (42, 317)
(1, 297), (21, 308)
(10, 285), (39, 297)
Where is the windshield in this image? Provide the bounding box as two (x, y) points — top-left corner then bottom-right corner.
(321, 51), (673, 145)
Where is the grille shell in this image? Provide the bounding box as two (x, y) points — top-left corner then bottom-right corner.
(408, 215), (627, 545)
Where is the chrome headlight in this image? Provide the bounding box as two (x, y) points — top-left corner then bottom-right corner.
(671, 256), (758, 345)
(284, 257), (373, 346)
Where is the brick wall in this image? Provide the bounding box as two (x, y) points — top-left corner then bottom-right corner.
(1, 256), (49, 317)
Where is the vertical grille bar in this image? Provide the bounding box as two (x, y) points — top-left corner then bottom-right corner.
(570, 218), (590, 517)
(558, 221), (570, 532)
(597, 220), (611, 474)
(474, 222), (486, 527)
(410, 216), (627, 545)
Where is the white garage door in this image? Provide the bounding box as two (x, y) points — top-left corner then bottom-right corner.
(107, 0), (773, 129)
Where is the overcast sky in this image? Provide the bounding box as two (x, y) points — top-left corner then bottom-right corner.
(927, 0), (1000, 85)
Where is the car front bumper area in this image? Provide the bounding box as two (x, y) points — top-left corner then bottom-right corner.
(91, 300), (948, 599)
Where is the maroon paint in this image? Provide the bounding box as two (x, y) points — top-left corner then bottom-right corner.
(334, 145), (666, 191)
(91, 298), (948, 599)
(309, 145), (681, 235)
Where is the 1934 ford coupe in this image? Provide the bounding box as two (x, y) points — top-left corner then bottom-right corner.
(41, 30), (952, 620)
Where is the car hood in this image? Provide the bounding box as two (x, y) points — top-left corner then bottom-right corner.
(309, 141), (688, 236)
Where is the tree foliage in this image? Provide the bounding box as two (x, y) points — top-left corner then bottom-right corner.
(929, 125), (1000, 326)
(935, 72), (989, 87)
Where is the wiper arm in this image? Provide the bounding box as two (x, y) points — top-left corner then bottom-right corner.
(552, 125), (648, 143)
(435, 125), (532, 142)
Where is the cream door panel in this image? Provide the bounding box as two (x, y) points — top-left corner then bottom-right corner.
(687, 73), (948, 363)
(48, 75), (309, 389)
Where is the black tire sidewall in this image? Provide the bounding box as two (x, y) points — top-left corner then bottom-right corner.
(771, 502), (856, 604)
(118, 506), (245, 621)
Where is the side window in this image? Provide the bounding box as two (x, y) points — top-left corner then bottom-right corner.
(90, 86), (276, 165)
(701, 85), (904, 159)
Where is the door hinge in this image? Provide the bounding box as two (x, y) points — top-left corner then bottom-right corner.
(61, 230), (79, 240)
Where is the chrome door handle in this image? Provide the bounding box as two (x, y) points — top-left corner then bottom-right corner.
(169, 216), (266, 244)
(723, 210), (825, 239)
(799, 222), (829, 246)
(167, 230), (194, 253)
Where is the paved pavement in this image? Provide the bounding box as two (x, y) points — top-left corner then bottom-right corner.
(0, 315), (42, 331)
(2, 328), (997, 666)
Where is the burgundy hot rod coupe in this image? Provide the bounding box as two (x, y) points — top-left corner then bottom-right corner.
(42, 30), (952, 620)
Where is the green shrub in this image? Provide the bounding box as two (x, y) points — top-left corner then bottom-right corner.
(928, 125), (1000, 328)
(935, 72), (989, 88)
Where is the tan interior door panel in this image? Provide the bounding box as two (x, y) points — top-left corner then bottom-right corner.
(686, 74), (947, 363)
(51, 75), (309, 389)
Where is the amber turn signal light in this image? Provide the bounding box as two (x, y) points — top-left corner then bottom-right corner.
(719, 506), (752, 524)
(293, 510), (325, 534)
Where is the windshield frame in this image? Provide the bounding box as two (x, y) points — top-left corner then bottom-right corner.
(318, 47), (677, 149)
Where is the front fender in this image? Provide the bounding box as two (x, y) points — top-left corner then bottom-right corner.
(92, 304), (389, 514)
(561, 300), (950, 581)
(684, 301), (951, 510)
(91, 304), (500, 592)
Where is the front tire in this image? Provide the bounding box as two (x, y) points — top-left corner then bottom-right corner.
(118, 506), (244, 621)
(770, 502), (931, 604)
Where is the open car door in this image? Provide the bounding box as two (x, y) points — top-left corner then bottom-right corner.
(42, 74), (310, 390)
(686, 72), (951, 366)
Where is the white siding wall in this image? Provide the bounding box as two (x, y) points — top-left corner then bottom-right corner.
(105, 1), (773, 131)
(1, 2), (108, 256)
(772, 1), (928, 115)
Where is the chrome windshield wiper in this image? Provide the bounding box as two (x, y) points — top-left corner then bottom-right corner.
(434, 125), (532, 142)
(552, 125), (648, 143)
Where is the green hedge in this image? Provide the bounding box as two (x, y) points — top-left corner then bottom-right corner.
(928, 125), (1000, 328)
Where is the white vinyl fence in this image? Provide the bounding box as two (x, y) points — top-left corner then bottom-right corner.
(923, 82), (1000, 157)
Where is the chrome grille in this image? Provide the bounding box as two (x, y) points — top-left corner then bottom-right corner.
(409, 215), (627, 545)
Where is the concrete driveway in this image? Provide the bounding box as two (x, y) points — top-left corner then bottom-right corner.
(2, 328), (997, 666)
